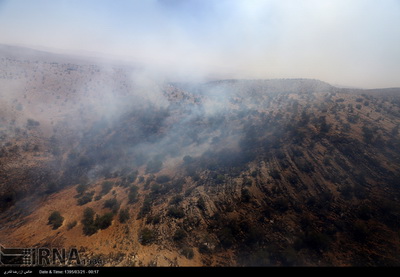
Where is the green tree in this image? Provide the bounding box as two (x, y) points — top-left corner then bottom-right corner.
(167, 206), (185, 219)
(82, 208), (97, 236)
(83, 224), (98, 236)
(77, 191), (94, 206)
(76, 184), (87, 195)
(101, 181), (113, 195)
(127, 170), (138, 183)
(45, 182), (59, 195)
(173, 228), (187, 241)
(137, 195), (152, 219)
(197, 197), (206, 211)
(95, 213), (113, 230)
(241, 188), (251, 203)
(27, 118), (40, 128)
(215, 174), (225, 184)
(218, 227), (235, 248)
(169, 195), (183, 205)
(119, 208), (130, 223)
(362, 125), (374, 144)
(48, 211), (64, 230)
(139, 228), (156, 245)
(103, 198), (120, 214)
(270, 169), (281, 180)
(128, 185), (139, 203)
(180, 247), (194, 259)
(156, 175), (171, 183)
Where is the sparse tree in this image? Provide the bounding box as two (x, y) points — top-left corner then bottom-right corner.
(76, 183), (87, 195)
(128, 185), (139, 204)
(95, 213), (113, 230)
(180, 247), (194, 259)
(77, 191), (94, 206)
(167, 206), (185, 219)
(139, 227), (156, 245)
(48, 211), (64, 230)
(173, 228), (187, 241)
(119, 208), (130, 223)
(82, 208), (96, 236)
(101, 181), (113, 195)
(103, 198), (120, 214)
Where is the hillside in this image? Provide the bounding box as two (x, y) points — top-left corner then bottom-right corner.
(0, 46), (400, 266)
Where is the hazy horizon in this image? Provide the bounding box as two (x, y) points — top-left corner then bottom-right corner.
(1, 0), (399, 88)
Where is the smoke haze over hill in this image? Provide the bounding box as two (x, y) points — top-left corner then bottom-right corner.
(1, 42), (400, 267)
(1, 0), (400, 269)
(0, 0), (399, 87)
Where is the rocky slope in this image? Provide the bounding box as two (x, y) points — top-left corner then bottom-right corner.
(1, 45), (400, 266)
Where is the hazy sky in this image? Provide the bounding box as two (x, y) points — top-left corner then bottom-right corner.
(0, 0), (399, 88)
